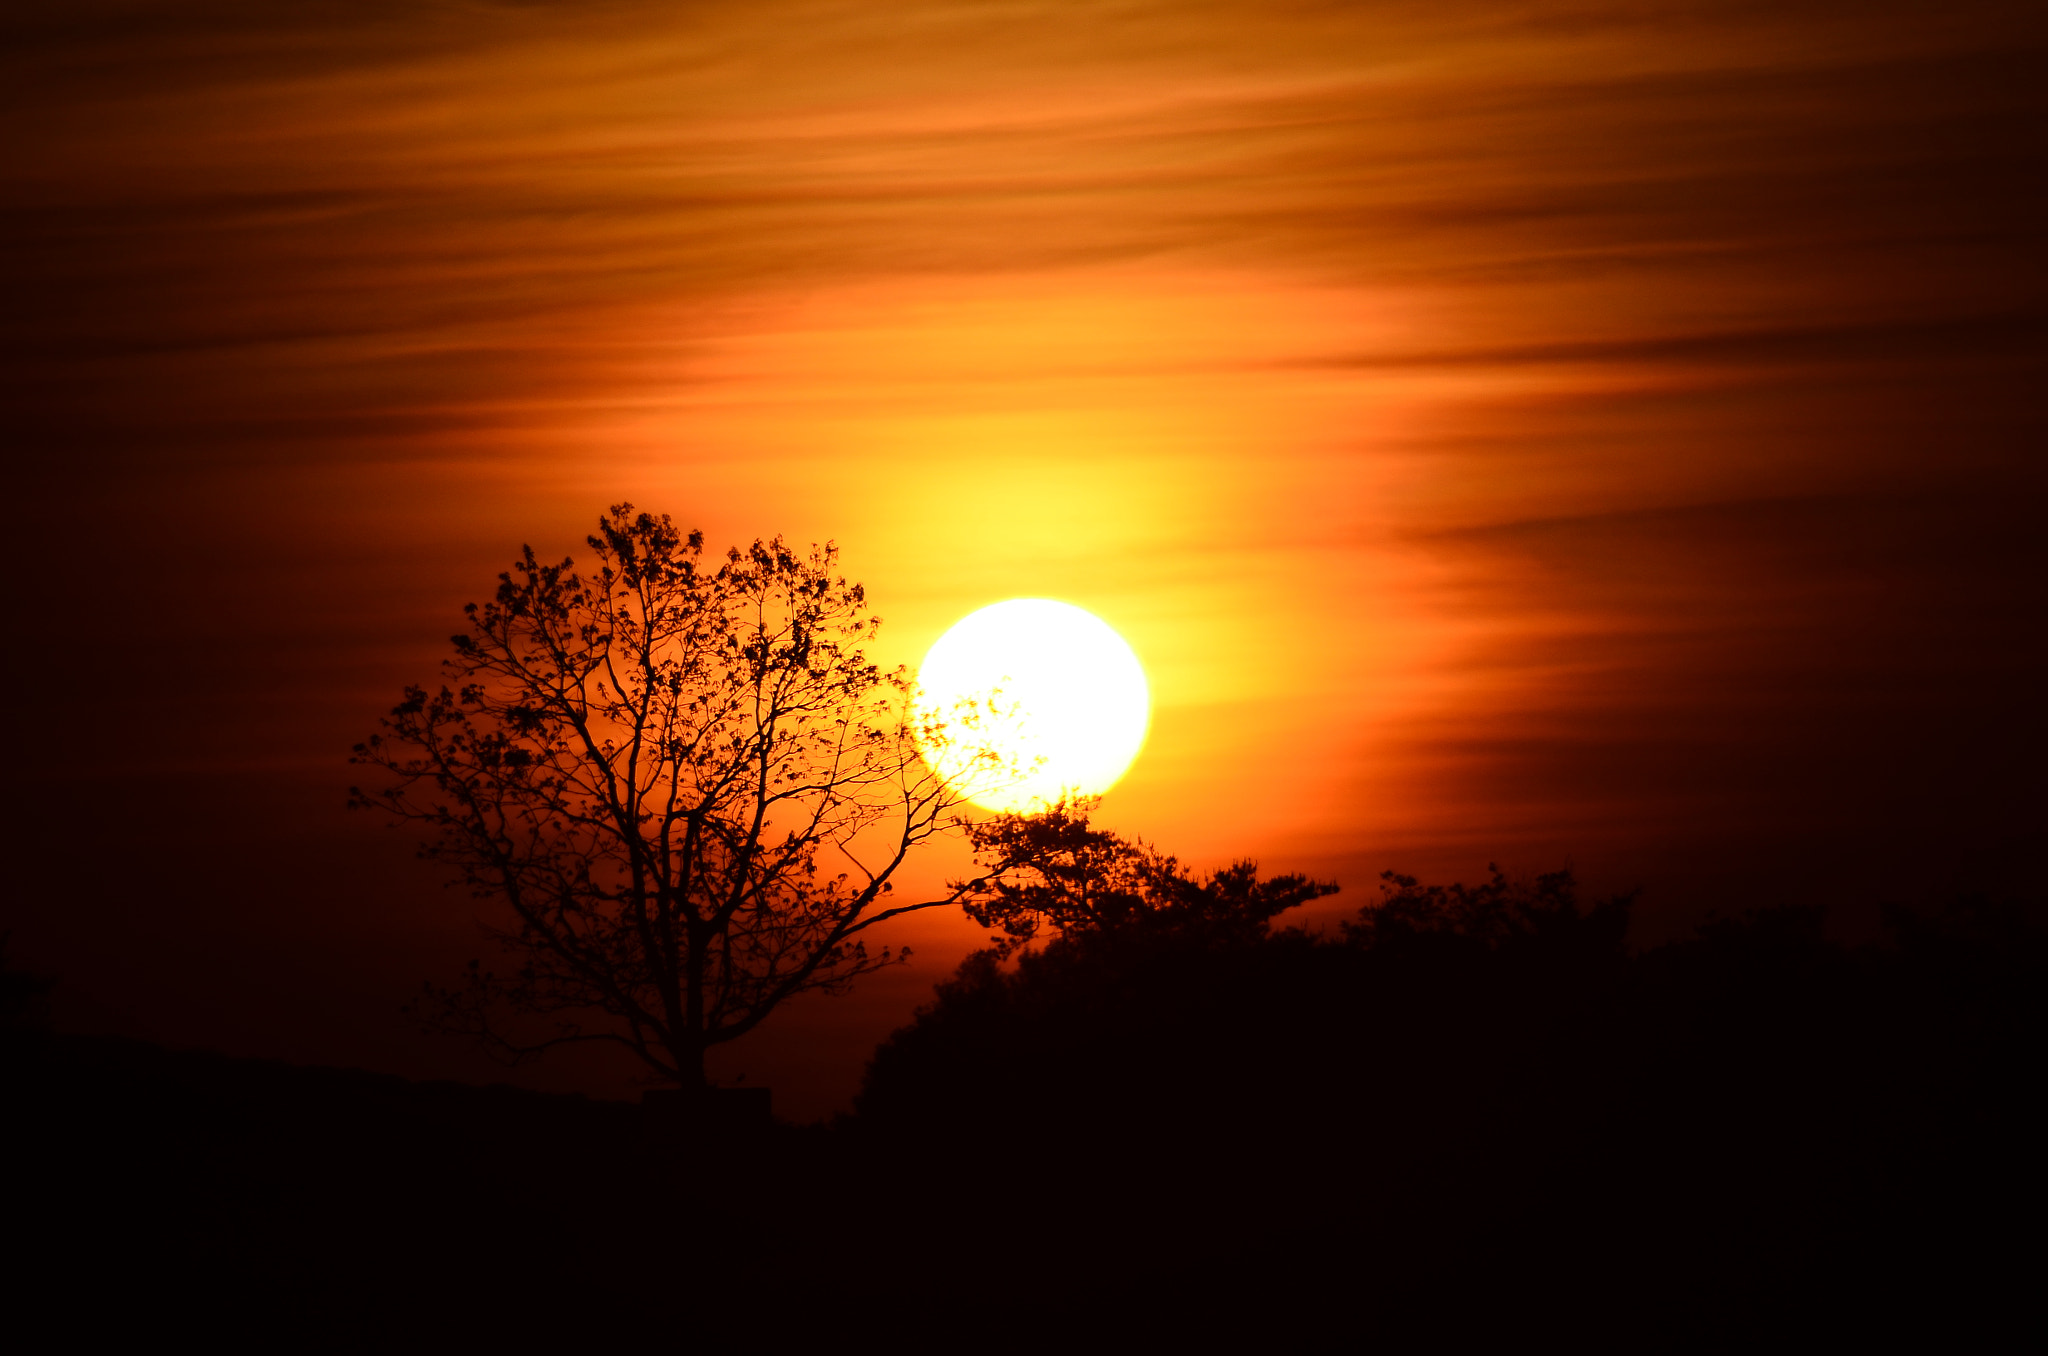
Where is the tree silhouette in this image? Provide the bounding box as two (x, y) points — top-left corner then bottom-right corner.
(860, 813), (1340, 1137)
(351, 505), (1014, 1090)
(1343, 864), (1633, 958)
(956, 801), (1338, 954)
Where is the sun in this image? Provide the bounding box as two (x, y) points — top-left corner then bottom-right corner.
(913, 599), (1150, 813)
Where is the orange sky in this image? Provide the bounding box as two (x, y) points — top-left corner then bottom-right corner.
(6, 0), (2043, 1117)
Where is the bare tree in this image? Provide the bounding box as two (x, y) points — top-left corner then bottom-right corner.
(351, 505), (1011, 1089)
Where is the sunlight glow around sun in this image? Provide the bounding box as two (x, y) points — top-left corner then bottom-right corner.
(913, 599), (1150, 813)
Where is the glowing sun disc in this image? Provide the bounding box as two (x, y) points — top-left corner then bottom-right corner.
(914, 599), (1150, 812)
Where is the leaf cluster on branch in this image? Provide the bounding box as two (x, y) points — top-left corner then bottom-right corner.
(1343, 866), (1633, 958)
(955, 800), (1340, 957)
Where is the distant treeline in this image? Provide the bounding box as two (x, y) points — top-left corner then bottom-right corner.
(853, 872), (2043, 1340)
(8, 876), (2042, 1345)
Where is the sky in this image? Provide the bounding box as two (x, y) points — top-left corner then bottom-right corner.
(6, 0), (2044, 1117)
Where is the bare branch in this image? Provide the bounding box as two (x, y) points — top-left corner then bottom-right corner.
(355, 508), (996, 1089)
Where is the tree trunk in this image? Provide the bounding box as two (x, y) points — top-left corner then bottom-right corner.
(679, 1036), (707, 1091)
(682, 935), (708, 1090)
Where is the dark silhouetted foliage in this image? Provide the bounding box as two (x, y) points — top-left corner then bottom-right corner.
(956, 800), (1338, 953)
(1344, 863), (1632, 956)
(10, 859), (2038, 1345)
(854, 867), (2045, 1342)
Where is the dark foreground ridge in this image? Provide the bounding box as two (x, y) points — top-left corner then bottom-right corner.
(8, 1034), (824, 1347)
(11, 880), (2044, 1347)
